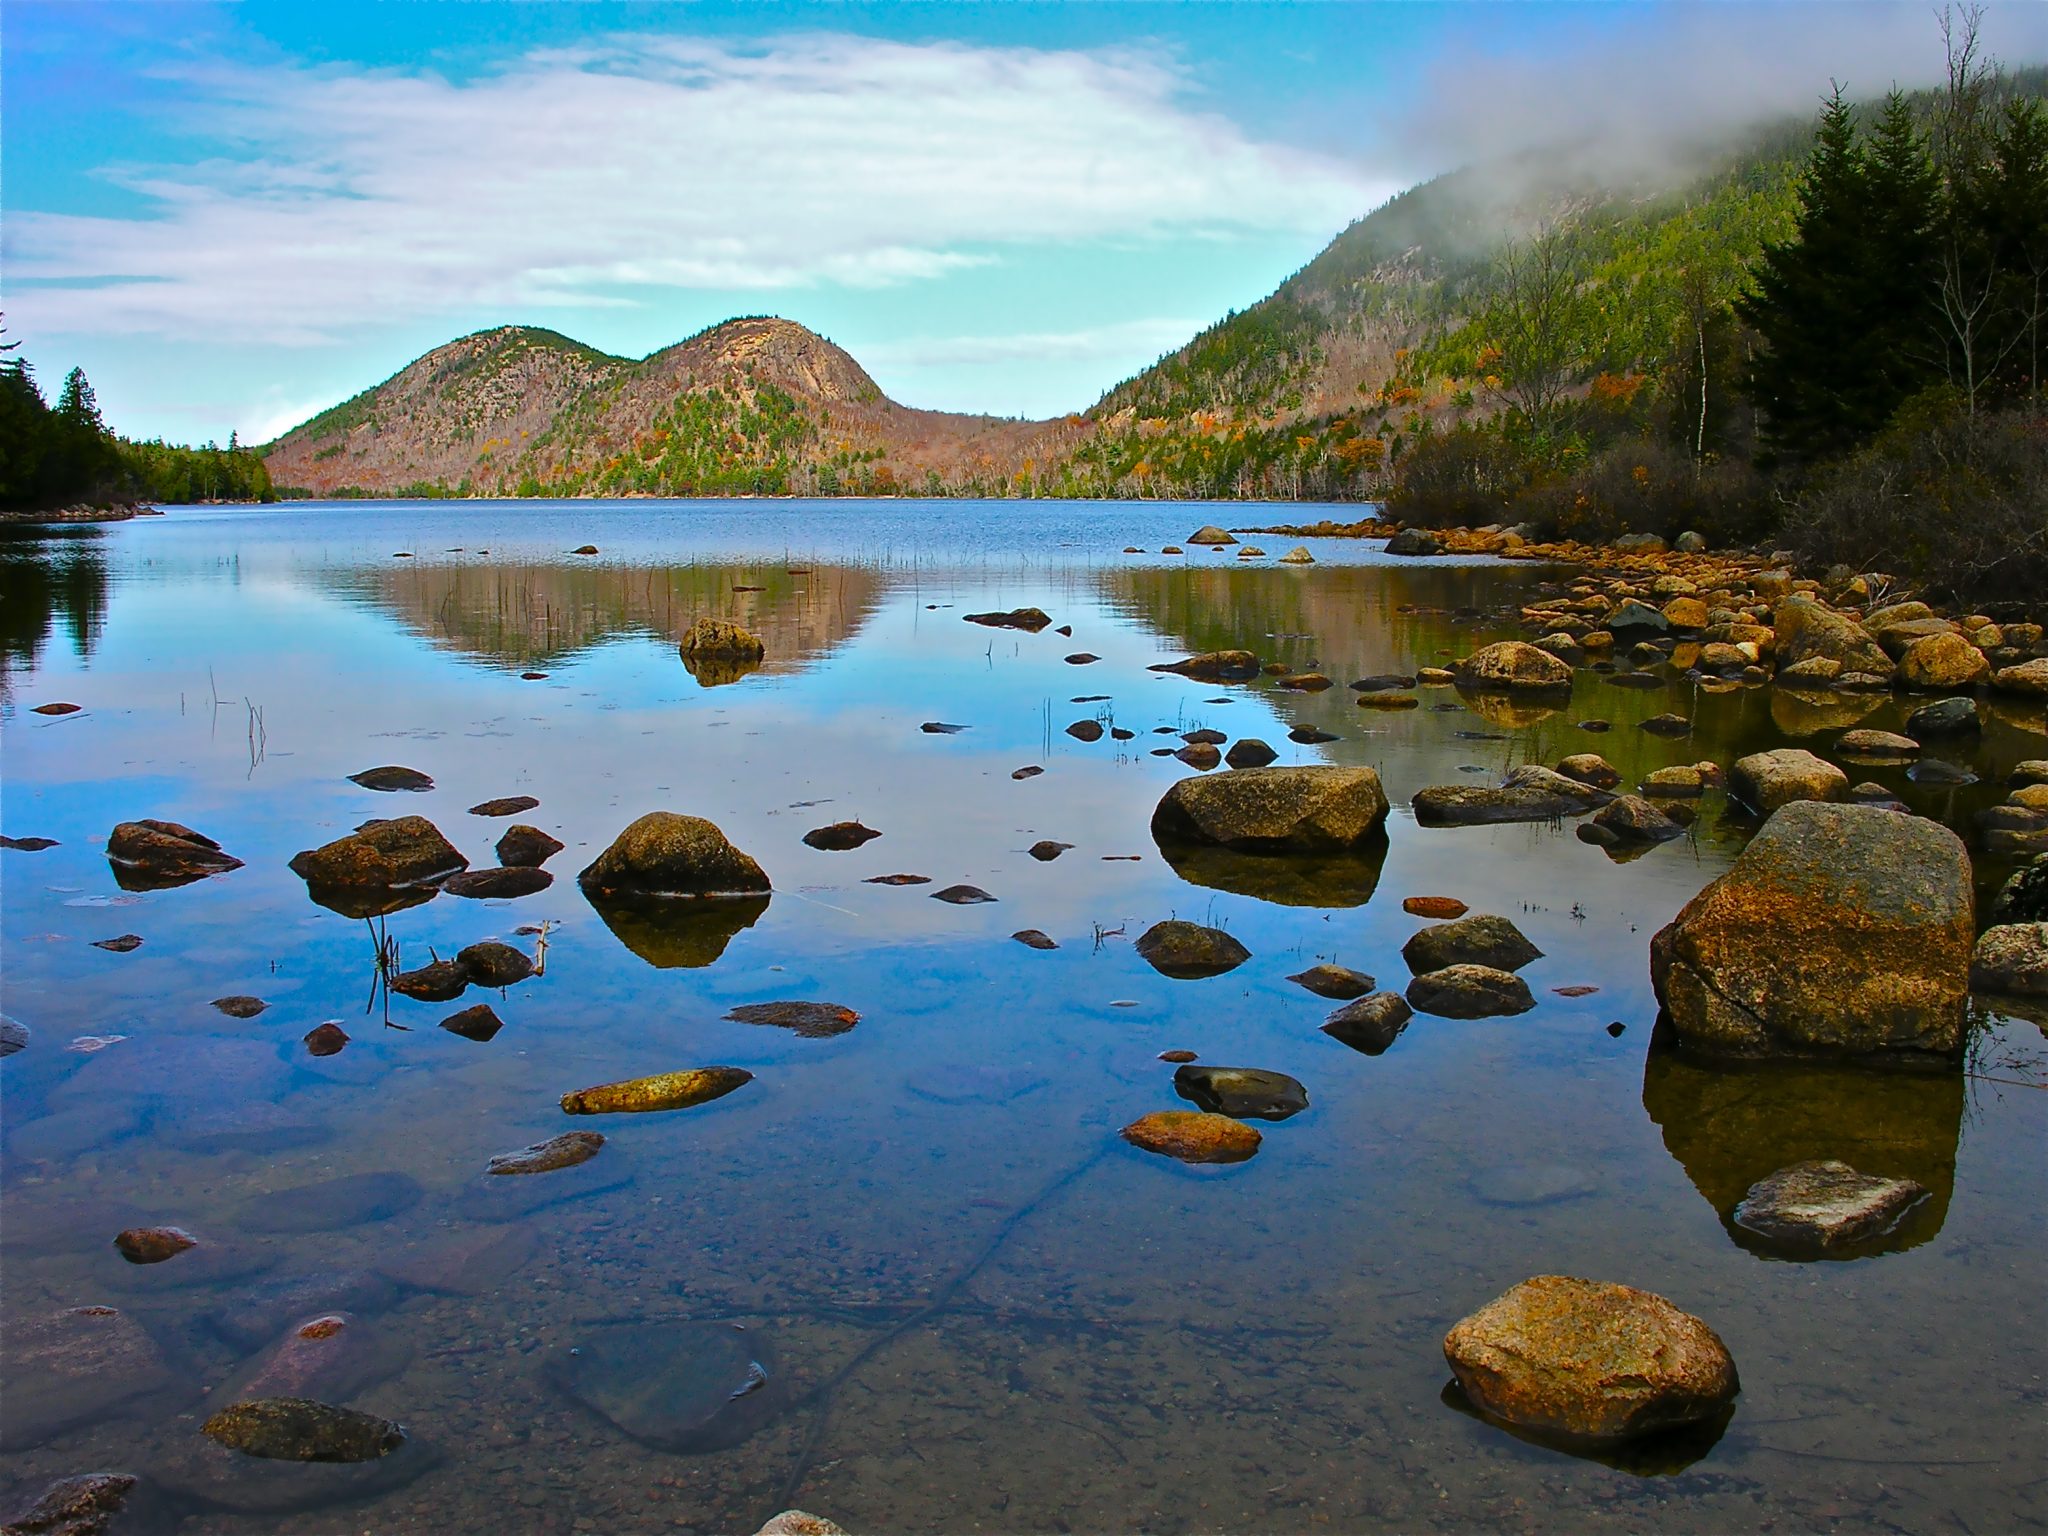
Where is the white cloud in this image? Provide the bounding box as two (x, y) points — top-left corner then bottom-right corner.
(5, 33), (1388, 344)
(860, 317), (1207, 370)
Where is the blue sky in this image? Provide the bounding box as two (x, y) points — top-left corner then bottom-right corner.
(6, 2), (2044, 445)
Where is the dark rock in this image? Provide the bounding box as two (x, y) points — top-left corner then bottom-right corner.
(1351, 674), (1418, 693)
(1915, 758), (1981, 787)
(202, 1398), (405, 1463)
(1989, 858), (2048, 924)
(930, 884), (997, 904)
(1641, 712), (1692, 737)
(290, 816), (466, 891)
(1172, 1065), (1307, 1120)
(468, 795), (539, 817)
(114, 1226), (197, 1265)
(348, 766), (434, 793)
(1406, 964), (1536, 1018)
(302, 1023), (349, 1057)
(1175, 743), (1221, 769)
(389, 958), (468, 1001)
(1011, 765), (1045, 780)
(1182, 728), (1227, 745)
(489, 1131), (605, 1176)
(0, 1014), (28, 1056)
(545, 1321), (779, 1453)
(494, 825), (564, 869)
(1732, 1160), (1930, 1255)
(1403, 914), (1542, 975)
(0, 1472), (141, 1536)
(1585, 794), (1685, 844)
(1065, 653), (1099, 665)
(1906, 696), (1980, 739)
(106, 819), (243, 889)
(1288, 726), (1339, 744)
(920, 722), (967, 734)
(1276, 672), (1333, 691)
(456, 941), (534, 987)
(441, 866), (552, 899)
(1225, 738), (1278, 768)
(1384, 529), (1442, 556)
(724, 1001), (859, 1038)
(211, 995), (267, 1019)
(439, 1004), (503, 1042)
(579, 812), (769, 901)
(1012, 929), (1058, 950)
(1027, 840), (1072, 861)
(1287, 963), (1374, 1000)
(1412, 765), (1609, 826)
(1134, 920), (1249, 979)
(1321, 992), (1414, 1054)
(1, 835), (58, 851)
(963, 608), (1052, 632)
(864, 873), (931, 886)
(92, 935), (143, 953)
(1650, 802), (1973, 1058)
(1147, 650), (1261, 682)
(1065, 719), (1104, 742)
(802, 821), (882, 851)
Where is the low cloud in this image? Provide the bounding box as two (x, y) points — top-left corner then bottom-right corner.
(860, 318), (1208, 370)
(6, 33), (1388, 344)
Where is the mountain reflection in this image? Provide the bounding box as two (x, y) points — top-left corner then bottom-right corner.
(338, 559), (883, 672)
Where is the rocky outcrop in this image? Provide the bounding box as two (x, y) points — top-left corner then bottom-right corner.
(1728, 749), (1848, 814)
(1649, 802), (1973, 1057)
(1443, 1276), (1738, 1444)
(1150, 766), (1388, 853)
(579, 813), (769, 901)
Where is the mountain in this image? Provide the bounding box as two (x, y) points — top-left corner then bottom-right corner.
(263, 316), (1088, 498)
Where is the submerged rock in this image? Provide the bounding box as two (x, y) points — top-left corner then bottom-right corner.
(348, 766), (434, 793)
(211, 995), (268, 1019)
(489, 1131), (606, 1176)
(202, 1398), (405, 1463)
(1731, 1160), (1930, 1255)
(1119, 1110), (1261, 1164)
(114, 1226), (198, 1265)
(1287, 963), (1374, 1000)
(1443, 1276), (1738, 1444)
(1649, 802), (1973, 1058)
(1906, 695), (1980, 739)
(1402, 914), (1541, 975)
(106, 819), (243, 890)
(1, 1306), (177, 1450)
(1151, 765), (1388, 852)
(290, 816), (466, 892)
(0, 1472), (141, 1536)
(1172, 1064), (1307, 1120)
(1989, 858), (2048, 924)
(1406, 965), (1536, 1018)
(1134, 920), (1250, 979)
(962, 607), (1052, 632)
(802, 821), (882, 851)
(579, 812), (769, 901)
(237, 1173), (423, 1236)
(1147, 650), (1261, 682)
(1012, 929), (1059, 950)
(725, 1001), (859, 1038)
(560, 1067), (753, 1115)
(546, 1321), (779, 1453)
(1412, 765), (1608, 826)
(1321, 992), (1414, 1055)
(439, 1004), (503, 1043)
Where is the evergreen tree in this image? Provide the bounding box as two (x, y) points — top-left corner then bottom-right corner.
(1862, 91), (1944, 404)
(55, 366), (104, 432)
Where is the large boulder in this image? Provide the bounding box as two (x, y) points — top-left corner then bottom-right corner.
(1771, 597), (1892, 678)
(578, 813), (770, 902)
(1185, 525), (1238, 546)
(1649, 802), (1973, 1058)
(1970, 923), (2048, 996)
(1895, 632), (1989, 691)
(1412, 765), (1609, 827)
(1455, 641), (1572, 691)
(1402, 914), (1541, 975)
(679, 618), (764, 661)
(1729, 749), (1848, 814)
(1443, 1276), (1738, 1444)
(1150, 766), (1388, 853)
(289, 816), (466, 891)
(1384, 528), (1442, 556)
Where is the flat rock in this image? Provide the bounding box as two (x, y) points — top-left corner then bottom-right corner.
(1119, 1110), (1260, 1164)
(1288, 726), (1339, 744)
(106, 819), (243, 890)
(1012, 929), (1059, 950)
(1287, 963), (1374, 1000)
(865, 873), (930, 886)
(1403, 914), (1542, 975)
(1, 1307), (176, 1450)
(930, 884), (997, 904)
(1321, 992), (1414, 1055)
(803, 821), (882, 851)
(348, 766), (434, 793)
(1731, 1160), (1930, 1255)
(963, 607), (1052, 632)
(1730, 749), (1848, 814)
(1403, 896), (1467, 918)
(1406, 964), (1536, 1019)
(725, 1001), (859, 1038)
(1151, 765), (1388, 852)
(389, 958), (467, 1001)
(441, 866), (552, 899)
(1147, 650), (1261, 682)
(546, 1321), (779, 1453)
(488, 1131), (607, 1176)
(1134, 920), (1250, 979)
(561, 1067), (753, 1114)
(1172, 1064), (1307, 1120)
(0, 835), (58, 851)
(92, 934), (143, 953)
(468, 795), (539, 817)
(1443, 1275), (1738, 1444)
(1413, 765), (1609, 826)
(1836, 729), (1919, 758)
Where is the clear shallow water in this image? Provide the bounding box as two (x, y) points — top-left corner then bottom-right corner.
(2, 499), (2043, 1534)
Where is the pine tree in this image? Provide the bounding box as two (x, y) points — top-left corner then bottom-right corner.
(1862, 91), (1944, 408)
(55, 367), (104, 432)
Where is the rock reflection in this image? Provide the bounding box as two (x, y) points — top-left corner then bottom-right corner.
(1640, 1031), (1960, 1259)
(587, 894), (771, 968)
(1769, 688), (1880, 737)
(1440, 1380), (1734, 1477)
(1154, 833), (1389, 908)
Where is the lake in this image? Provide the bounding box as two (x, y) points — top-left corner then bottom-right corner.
(2, 498), (2042, 1534)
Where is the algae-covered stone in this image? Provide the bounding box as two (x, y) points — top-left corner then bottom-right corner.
(1896, 631), (1989, 690)
(1731, 1160), (1929, 1255)
(289, 816), (465, 891)
(579, 812), (770, 901)
(1443, 1276), (1738, 1444)
(561, 1067), (753, 1115)
(0, 1472), (141, 1536)
(1402, 914), (1541, 975)
(679, 618), (765, 661)
(1133, 920), (1250, 979)
(201, 1398), (404, 1463)
(1171, 1064), (1307, 1120)
(1150, 765), (1388, 852)
(1456, 641), (1572, 691)
(1119, 1110), (1261, 1164)
(1649, 801), (1973, 1058)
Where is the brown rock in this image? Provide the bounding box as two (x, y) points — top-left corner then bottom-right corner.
(578, 812), (768, 901)
(1150, 765), (1388, 852)
(1456, 641), (1572, 691)
(289, 816), (466, 891)
(114, 1226), (198, 1265)
(211, 995), (267, 1019)
(1729, 749), (1848, 814)
(724, 1001), (859, 1037)
(1403, 895), (1468, 918)
(302, 1023), (350, 1057)
(495, 825), (563, 868)
(1119, 1110), (1261, 1164)
(560, 1067), (753, 1114)
(1895, 631), (1989, 691)
(467, 795), (539, 817)
(106, 819), (243, 889)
